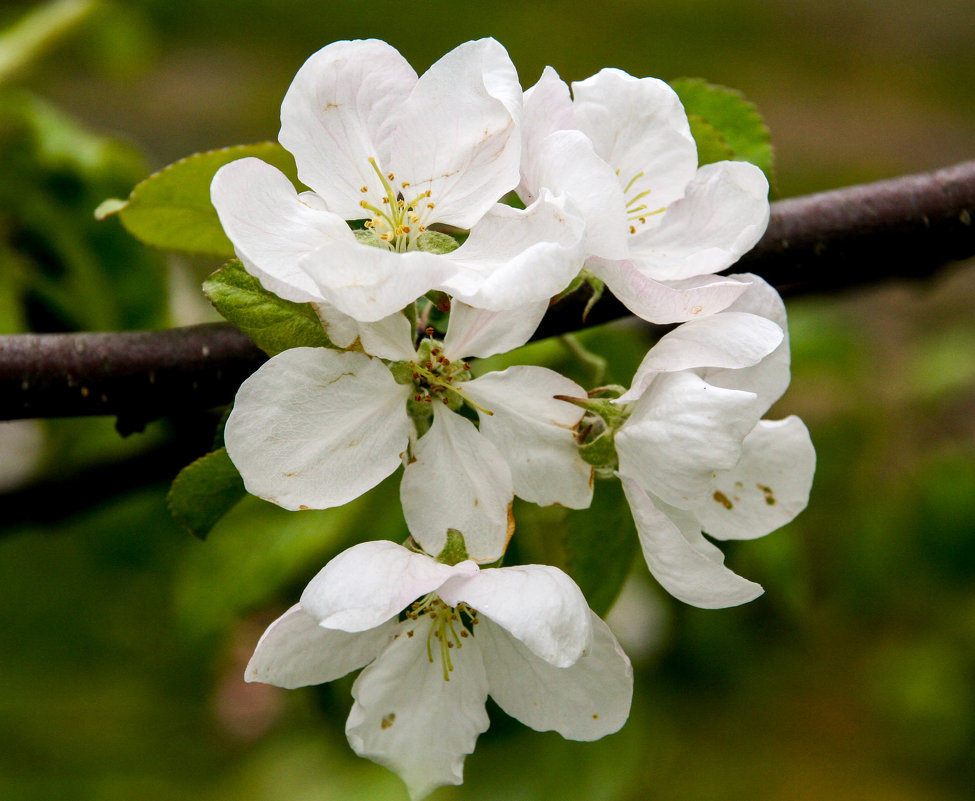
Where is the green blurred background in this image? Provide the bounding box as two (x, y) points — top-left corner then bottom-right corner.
(2, 1), (974, 799)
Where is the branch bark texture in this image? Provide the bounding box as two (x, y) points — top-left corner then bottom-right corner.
(2, 161), (974, 424)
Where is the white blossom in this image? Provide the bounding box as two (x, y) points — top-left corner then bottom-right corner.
(246, 540), (633, 799)
(211, 39), (584, 323)
(591, 276), (814, 607)
(224, 303), (593, 563)
(518, 67), (770, 324)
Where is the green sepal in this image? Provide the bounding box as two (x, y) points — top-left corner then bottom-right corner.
(416, 230), (460, 254)
(670, 77), (775, 188)
(203, 260), (333, 356)
(436, 530), (471, 566)
(563, 477), (638, 617)
(556, 394), (629, 428)
(579, 430), (618, 469)
(167, 447), (246, 540)
(95, 142), (300, 256)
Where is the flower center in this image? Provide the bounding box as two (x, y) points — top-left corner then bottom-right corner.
(403, 595), (479, 681)
(358, 157), (438, 252)
(618, 169), (666, 235)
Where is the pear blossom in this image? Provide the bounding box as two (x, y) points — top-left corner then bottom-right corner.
(246, 539), (633, 799)
(517, 66), (770, 324)
(211, 38), (585, 323)
(578, 276), (814, 607)
(224, 303), (593, 563)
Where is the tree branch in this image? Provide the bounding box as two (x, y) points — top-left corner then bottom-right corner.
(2, 160), (974, 424)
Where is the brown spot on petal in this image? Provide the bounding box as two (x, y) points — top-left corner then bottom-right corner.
(713, 490), (734, 510)
(381, 713), (396, 730)
(757, 484), (777, 505)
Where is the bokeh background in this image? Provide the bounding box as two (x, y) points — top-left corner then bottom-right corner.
(2, 1), (974, 799)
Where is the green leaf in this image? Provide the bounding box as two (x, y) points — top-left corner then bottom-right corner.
(563, 478), (638, 617)
(671, 77), (774, 187)
(97, 142), (299, 256)
(686, 114), (735, 166)
(167, 447), (246, 540)
(203, 259), (333, 356)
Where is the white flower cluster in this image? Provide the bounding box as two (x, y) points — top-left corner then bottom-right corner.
(211, 38), (814, 799)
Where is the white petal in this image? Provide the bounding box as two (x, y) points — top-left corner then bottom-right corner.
(518, 66), (576, 204)
(703, 274), (792, 413)
(628, 161), (770, 282)
(346, 622), (490, 800)
(210, 158), (352, 303)
(279, 39), (418, 218)
(245, 605), (397, 688)
(478, 611), (632, 739)
(572, 69), (698, 210)
(390, 38), (521, 230)
(441, 190), (585, 309)
(616, 371), (758, 509)
(443, 300), (548, 361)
(314, 305), (416, 360)
(300, 541), (478, 632)
(587, 258), (750, 324)
(620, 476), (764, 608)
(694, 417), (815, 541)
(522, 129), (629, 261)
(620, 311), (783, 401)
(438, 564), (592, 667)
(224, 348), (411, 510)
(299, 238), (455, 322)
(401, 405), (514, 563)
(463, 367), (593, 508)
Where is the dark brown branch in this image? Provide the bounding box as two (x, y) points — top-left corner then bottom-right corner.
(1, 160), (974, 424)
(0, 323), (265, 432)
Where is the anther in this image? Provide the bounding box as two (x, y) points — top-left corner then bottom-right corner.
(360, 186), (368, 193)
(425, 327), (435, 336)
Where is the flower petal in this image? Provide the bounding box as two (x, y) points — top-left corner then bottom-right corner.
(694, 416), (815, 541)
(299, 238), (455, 322)
(620, 476), (764, 608)
(443, 300), (548, 361)
(210, 157), (352, 303)
(620, 311), (783, 401)
(702, 274), (791, 414)
(314, 305), (416, 360)
(441, 190), (585, 309)
(628, 160), (770, 282)
(522, 130), (629, 260)
(572, 69), (698, 210)
(224, 348), (411, 510)
(517, 66), (576, 204)
(245, 605), (397, 688)
(438, 563), (593, 667)
(464, 366), (593, 508)
(616, 371), (759, 509)
(279, 39), (418, 218)
(586, 258), (750, 324)
(390, 38), (522, 229)
(300, 541), (479, 632)
(478, 611), (632, 739)
(401, 405), (514, 563)
(345, 622), (490, 800)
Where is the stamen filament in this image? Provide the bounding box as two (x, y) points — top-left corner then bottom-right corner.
(623, 171), (645, 194)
